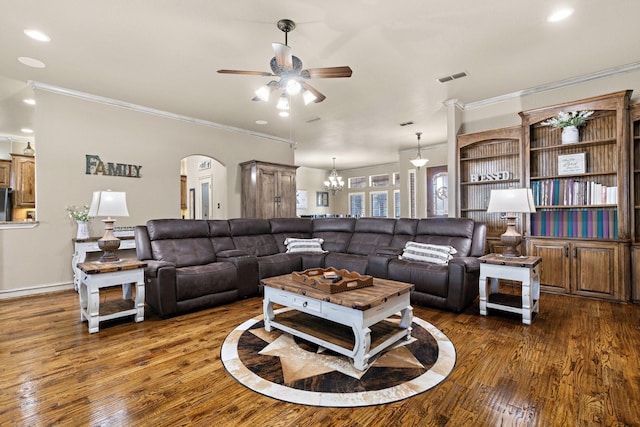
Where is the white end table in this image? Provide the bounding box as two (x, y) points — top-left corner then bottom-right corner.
(77, 259), (146, 333)
(72, 236), (136, 291)
(479, 254), (542, 325)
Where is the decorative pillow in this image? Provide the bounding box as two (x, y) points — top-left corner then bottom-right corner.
(284, 238), (326, 253)
(399, 242), (457, 265)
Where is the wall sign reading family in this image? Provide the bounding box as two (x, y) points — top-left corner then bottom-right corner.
(85, 154), (142, 178)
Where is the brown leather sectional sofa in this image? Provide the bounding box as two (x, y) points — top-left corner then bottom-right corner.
(134, 217), (486, 317)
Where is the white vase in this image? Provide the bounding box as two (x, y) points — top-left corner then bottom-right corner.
(76, 220), (90, 240)
(561, 125), (579, 144)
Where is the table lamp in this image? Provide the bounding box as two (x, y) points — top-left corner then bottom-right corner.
(88, 190), (129, 262)
(486, 188), (536, 258)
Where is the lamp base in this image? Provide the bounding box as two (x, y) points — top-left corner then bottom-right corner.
(97, 217), (122, 263)
(500, 217), (523, 258)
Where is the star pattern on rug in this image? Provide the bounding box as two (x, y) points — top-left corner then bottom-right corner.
(251, 327), (424, 384)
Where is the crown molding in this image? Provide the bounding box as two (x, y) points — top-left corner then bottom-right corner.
(28, 81), (293, 145)
(448, 61), (640, 111)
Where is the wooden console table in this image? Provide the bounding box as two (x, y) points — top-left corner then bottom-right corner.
(77, 259), (146, 333)
(479, 254), (542, 325)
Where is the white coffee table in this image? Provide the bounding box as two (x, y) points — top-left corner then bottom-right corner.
(261, 274), (414, 371)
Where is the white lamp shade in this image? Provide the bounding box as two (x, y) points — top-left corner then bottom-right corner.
(88, 191), (129, 217)
(487, 188), (536, 213)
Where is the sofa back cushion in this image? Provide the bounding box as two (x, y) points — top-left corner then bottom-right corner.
(312, 218), (355, 253)
(346, 217), (395, 255)
(229, 218), (279, 257)
(414, 218), (475, 257)
(390, 218), (418, 249)
(146, 219), (216, 267)
(270, 218), (313, 253)
(207, 220), (235, 253)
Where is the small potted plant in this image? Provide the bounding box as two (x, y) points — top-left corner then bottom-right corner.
(66, 204), (92, 240)
(541, 110), (594, 144)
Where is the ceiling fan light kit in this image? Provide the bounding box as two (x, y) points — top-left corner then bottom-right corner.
(218, 19), (352, 108)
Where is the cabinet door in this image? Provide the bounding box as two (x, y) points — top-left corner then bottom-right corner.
(0, 160), (10, 188)
(633, 246), (640, 302)
(528, 239), (571, 294)
(276, 169), (296, 217)
(258, 167), (278, 219)
(12, 155), (35, 208)
(572, 241), (618, 299)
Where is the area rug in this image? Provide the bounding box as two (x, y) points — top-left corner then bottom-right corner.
(220, 308), (456, 407)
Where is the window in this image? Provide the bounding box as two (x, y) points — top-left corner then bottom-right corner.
(349, 192), (365, 217)
(394, 189), (400, 218)
(408, 169), (417, 218)
(370, 191), (388, 217)
(393, 172), (400, 186)
(349, 176), (366, 189)
(370, 174), (389, 187)
(428, 167), (449, 217)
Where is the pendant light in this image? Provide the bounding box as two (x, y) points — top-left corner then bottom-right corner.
(410, 132), (428, 168)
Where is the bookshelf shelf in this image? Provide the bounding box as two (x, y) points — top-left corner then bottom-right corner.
(457, 126), (523, 242)
(631, 104), (640, 302)
(520, 90), (632, 302)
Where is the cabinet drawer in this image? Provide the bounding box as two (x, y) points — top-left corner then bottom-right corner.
(291, 296), (322, 313)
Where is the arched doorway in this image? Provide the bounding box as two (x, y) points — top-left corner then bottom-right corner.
(180, 155), (227, 219)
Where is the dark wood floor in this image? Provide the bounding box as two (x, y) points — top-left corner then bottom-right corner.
(1, 286), (639, 426)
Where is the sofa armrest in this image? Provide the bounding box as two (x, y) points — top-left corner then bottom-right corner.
(144, 260), (175, 278)
(142, 260), (178, 317)
(376, 246), (403, 256)
(446, 257), (481, 312)
(217, 249), (251, 258)
(219, 255), (259, 298)
(367, 254), (393, 279)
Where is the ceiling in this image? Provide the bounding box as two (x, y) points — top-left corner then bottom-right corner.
(1, 0), (640, 170)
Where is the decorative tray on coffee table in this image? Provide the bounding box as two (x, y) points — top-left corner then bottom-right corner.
(291, 267), (373, 293)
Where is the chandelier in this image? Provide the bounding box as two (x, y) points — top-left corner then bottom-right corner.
(324, 157), (344, 195)
(410, 132), (429, 168)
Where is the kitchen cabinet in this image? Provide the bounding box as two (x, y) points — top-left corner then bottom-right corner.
(11, 154), (35, 208)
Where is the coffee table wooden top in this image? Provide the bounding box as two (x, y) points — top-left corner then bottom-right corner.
(261, 274), (414, 311)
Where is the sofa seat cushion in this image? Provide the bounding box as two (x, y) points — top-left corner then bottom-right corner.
(324, 253), (368, 275)
(175, 262), (237, 301)
(387, 259), (449, 298)
(257, 253), (303, 279)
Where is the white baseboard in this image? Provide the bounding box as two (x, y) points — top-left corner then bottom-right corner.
(0, 282), (75, 300)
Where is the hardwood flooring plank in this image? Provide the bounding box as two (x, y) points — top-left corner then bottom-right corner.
(1, 289), (639, 426)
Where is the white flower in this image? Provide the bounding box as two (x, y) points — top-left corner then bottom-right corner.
(541, 110), (594, 128)
(66, 205), (92, 222)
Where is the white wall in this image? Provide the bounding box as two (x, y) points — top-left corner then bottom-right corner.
(0, 89), (293, 296)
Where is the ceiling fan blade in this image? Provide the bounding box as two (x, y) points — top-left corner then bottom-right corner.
(217, 69), (274, 76)
(301, 66), (353, 79)
(300, 81), (326, 103)
(272, 42), (293, 69)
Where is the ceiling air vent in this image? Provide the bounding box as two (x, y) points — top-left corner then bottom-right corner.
(399, 121), (414, 127)
(437, 71), (468, 83)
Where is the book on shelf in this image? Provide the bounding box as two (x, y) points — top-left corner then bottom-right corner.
(530, 209), (618, 239)
(531, 179), (617, 206)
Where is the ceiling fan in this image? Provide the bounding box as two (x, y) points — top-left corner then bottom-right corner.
(217, 19), (352, 105)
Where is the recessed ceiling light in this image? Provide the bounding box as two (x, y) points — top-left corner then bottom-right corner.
(24, 29), (51, 42)
(255, 120), (268, 125)
(21, 128), (34, 134)
(279, 111), (289, 118)
(547, 8), (574, 22)
(18, 56), (46, 68)
(23, 98), (36, 106)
